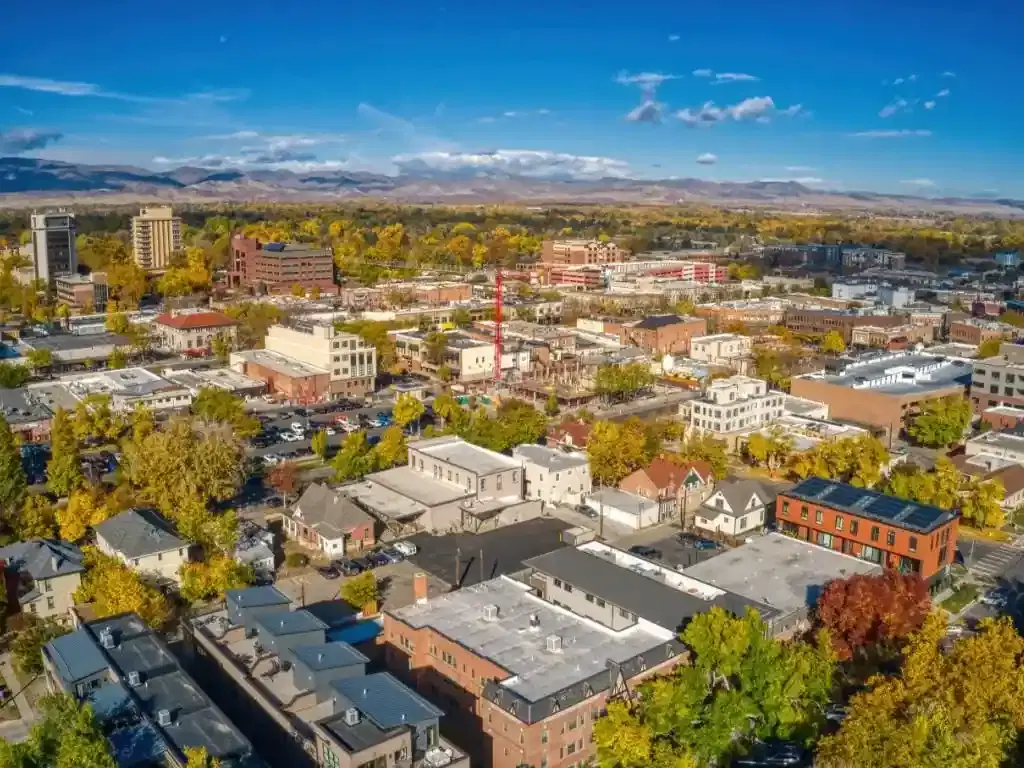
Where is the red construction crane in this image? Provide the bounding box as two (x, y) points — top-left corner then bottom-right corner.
(493, 269), (503, 382)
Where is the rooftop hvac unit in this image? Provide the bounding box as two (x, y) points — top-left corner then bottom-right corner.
(482, 604), (500, 622)
(127, 671), (142, 687)
(344, 707), (360, 726)
(157, 709), (173, 727)
(546, 634), (563, 653)
(99, 628), (115, 649)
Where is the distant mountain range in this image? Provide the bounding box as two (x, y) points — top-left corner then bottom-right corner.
(1, 156), (1022, 215)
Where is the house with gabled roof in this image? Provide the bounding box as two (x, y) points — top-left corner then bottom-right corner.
(695, 478), (774, 538)
(619, 457), (715, 524)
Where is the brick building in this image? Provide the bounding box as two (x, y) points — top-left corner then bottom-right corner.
(790, 351), (971, 441)
(154, 309), (239, 354)
(776, 477), (958, 585)
(540, 239), (628, 265)
(948, 318), (1016, 346)
(340, 282), (473, 310)
(694, 299), (789, 327)
(230, 236), (335, 293)
(546, 266), (606, 288)
(850, 322), (934, 349)
(607, 314), (707, 355)
(782, 309), (906, 344)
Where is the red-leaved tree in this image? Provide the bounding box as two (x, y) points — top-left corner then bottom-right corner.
(266, 461), (300, 507)
(814, 571), (931, 661)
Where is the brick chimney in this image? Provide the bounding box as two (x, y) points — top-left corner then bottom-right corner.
(413, 572), (428, 604)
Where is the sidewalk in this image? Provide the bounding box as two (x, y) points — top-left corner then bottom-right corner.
(0, 654), (35, 725)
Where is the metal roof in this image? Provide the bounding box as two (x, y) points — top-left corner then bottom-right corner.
(45, 629), (108, 683)
(330, 672), (443, 729)
(225, 585), (291, 609)
(288, 642), (368, 672)
(254, 608), (329, 637)
(784, 477), (957, 533)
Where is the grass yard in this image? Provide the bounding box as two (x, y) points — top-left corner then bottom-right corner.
(941, 583), (980, 614)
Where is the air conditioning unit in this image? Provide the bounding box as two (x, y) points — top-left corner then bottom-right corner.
(157, 709), (173, 727)
(99, 628), (115, 649)
(344, 707), (360, 726)
(482, 604), (500, 622)
(127, 671), (142, 687)
(545, 634), (562, 653)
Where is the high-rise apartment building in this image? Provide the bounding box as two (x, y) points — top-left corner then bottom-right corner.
(131, 205), (183, 271)
(30, 210), (77, 282)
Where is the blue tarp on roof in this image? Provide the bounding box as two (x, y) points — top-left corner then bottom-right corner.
(326, 619), (382, 645)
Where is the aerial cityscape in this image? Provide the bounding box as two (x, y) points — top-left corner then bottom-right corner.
(0, 2), (1022, 768)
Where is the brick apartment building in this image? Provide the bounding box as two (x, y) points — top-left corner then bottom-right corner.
(546, 266), (606, 289)
(340, 282), (473, 310)
(694, 299), (789, 328)
(647, 261), (727, 283)
(850, 323), (934, 349)
(776, 477), (958, 585)
(783, 309), (906, 344)
(790, 351), (970, 441)
(541, 239), (628, 265)
(969, 342), (1024, 414)
(948, 319), (1017, 347)
(607, 314), (707, 355)
(230, 235), (335, 293)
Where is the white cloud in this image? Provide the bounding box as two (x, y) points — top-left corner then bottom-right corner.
(937, 88), (950, 97)
(942, 71), (956, 78)
(13, 106), (33, 116)
(537, 108), (551, 116)
(849, 129), (932, 138)
(692, 69), (713, 77)
(668, 34), (680, 41)
(204, 130), (261, 140)
(615, 71), (682, 90)
(219, 35), (227, 43)
(625, 100), (664, 123)
(785, 165), (816, 172)
(503, 111), (519, 118)
(893, 77), (905, 86)
(391, 149), (631, 180)
(0, 129), (63, 153)
(908, 74), (918, 82)
(924, 100), (936, 110)
(476, 116), (497, 124)
(0, 74), (102, 97)
(711, 72), (759, 84)
(0, 74), (249, 106)
(677, 96), (802, 126)
(879, 98), (909, 118)
(152, 152), (351, 171)
(695, 152), (718, 165)
(900, 178), (935, 187)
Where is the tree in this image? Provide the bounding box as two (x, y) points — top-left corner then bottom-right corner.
(675, 433), (729, 481)
(332, 431), (373, 481)
(211, 333), (233, 363)
(267, 461), (300, 507)
(493, 398), (547, 449)
(0, 693), (116, 768)
(392, 393), (425, 433)
(24, 347), (53, 375)
(815, 572), (931, 662)
(191, 387), (260, 438)
(0, 362), (30, 388)
(72, 394), (125, 444)
(47, 408), (84, 497)
(104, 311), (131, 334)
(424, 331), (448, 366)
(816, 615), (1024, 768)
(290, 283), (306, 297)
(744, 428), (793, 474)
(311, 428), (329, 463)
(596, 607), (835, 768)
(906, 395), (971, 448)
(340, 571), (378, 610)
(179, 555), (253, 603)
(372, 426), (407, 470)
(437, 364), (453, 383)
(108, 347), (128, 369)
(820, 329), (847, 355)
(432, 392), (464, 431)
(0, 415), (26, 524)
(18, 493), (57, 539)
(587, 419), (648, 485)
(786, 435), (889, 487)
(594, 363), (654, 403)
(57, 486), (122, 542)
(544, 391), (560, 418)
(977, 337), (1002, 359)
(75, 550), (171, 629)
(961, 476), (1006, 529)
(184, 746), (223, 768)
(11, 616), (68, 676)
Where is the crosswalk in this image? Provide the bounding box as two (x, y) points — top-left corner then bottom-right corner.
(970, 544), (1024, 580)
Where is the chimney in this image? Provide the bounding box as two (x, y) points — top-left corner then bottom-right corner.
(413, 572), (428, 604)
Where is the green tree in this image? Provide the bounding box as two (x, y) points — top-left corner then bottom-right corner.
(191, 387), (260, 438)
(961, 476), (1006, 529)
(675, 433), (729, 480)
(340, 571), (378, 610)
(787, 435), (889, 487)
(184, 746), (223, 768)
(332, 431), (373, 481)
(977, 337), (1002, 359)
(211, 332), (233, 363)
(24, 347), (53, 375)
(821, 329), (847, 355)
(587, 419), (648, 485)
(392, 393), (425, 434)
(18, 493), (57, 539)
(594, 362), (654, 403)
(47, 408), (84, 497)
(75, 550), (171, 629)
(0, 415), (26, 524)
(0, 693), (116, 768)
(372, 425), (408, 470)
(0, 362), (30, 388)
(452, 308), (472, 328)
(545, 391), (560, 418)
(311, 428), (329, 463)
(424, 331), (448, 366)
(906, 395), (972, 448)
(744, 428), (794, 474)
(107, 347), (128, 369)
(179, 555), (253, 603)
(11, 617), (68, 676)
(432, 392), (465, 431)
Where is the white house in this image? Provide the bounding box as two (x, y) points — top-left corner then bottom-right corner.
(513, 444), (592, 508)
(694, 480), (772, 538)
(584, 487), (660, 530)
(94, 508), (191, 584)
(235, 520), (276, 578)
(285, 483), (376, 556)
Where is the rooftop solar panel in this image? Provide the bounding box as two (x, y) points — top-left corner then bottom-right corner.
(264, 242), (286, 252)
(786, 478), (954, 533)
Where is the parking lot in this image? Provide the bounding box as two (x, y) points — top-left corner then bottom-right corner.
(404, 517), (572, 588)
(615, 526), (725, 570)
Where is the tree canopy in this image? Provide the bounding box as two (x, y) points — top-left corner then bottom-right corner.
(191, 387), (260, 438)
(0, 693), (116, 768)
(906, 395), (971, 448)
(786, 435), (889, 487)
(75, 549), (171, 629)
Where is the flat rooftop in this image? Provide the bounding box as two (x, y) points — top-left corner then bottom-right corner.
(513, 444), (588, 472)
(20, 331), (128, 359)
(682, 533), (882, 617)
(165, 366), (266, 393)
(232, 349), (329, 379)
(414, 435), (523, 474)
(804, 352), (971, 395)
(966, 430), (1024, 454)
(62, 367), (186, 398)
(389, 577), (675, 703)
(361, 466), (471, 508)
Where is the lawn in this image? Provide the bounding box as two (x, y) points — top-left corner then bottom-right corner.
(957, 526), (1012, 544)
(941, 583), (980, 614)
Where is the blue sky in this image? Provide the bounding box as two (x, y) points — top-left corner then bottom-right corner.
(1, 0), (1022, 196)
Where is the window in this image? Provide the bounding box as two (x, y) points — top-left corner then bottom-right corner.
(46, 597), (55, 610)
(567, 742), (577, 755)
(554, 578), (562, 588)
(815, 509), (823, 524)
(739, 516), (747, 529)
(564, 583), (574, 593)
(909, 536), (917, 552)
(596, 598), (606, 607)
(870, 526), (880, 542)
(497, 475), (503, 491)
(782, 501), (789, 515)
(513, 470), (518, 482)
(568, 719), (578, 731)
(481, 478), (487, 491)
(542, 730), (549, 744)
(157, 552), (163, 562)
(850, 520), (859, 535)
(44, 580), (52, 593)
(585, 593), (594, 603)
(800, 507), (808, 521)
(887, 530), (896, 546)
(835, 515), (844, 532)
(619, 607), (632, 619)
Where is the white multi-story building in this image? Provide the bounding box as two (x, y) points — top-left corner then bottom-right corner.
(688, 334), (753, 372)
(30, 210), (77, 283)
(265, 320), (377, 397)
(513, 444), (591, 508)
(687, 375), (786, 437)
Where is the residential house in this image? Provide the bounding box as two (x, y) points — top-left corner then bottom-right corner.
(545, 418), (592, 449)
(619, 457), (715, 524)
(94, 508), (191, 584)
(694, 479), (772, 538)
(986, 464), (1024, 511)
(610, 314), (707, 355)
(0, 539), (84, 621)
(513, 444), (592, 508)
(285, 483), (376, 557)
(235, 520), (277, 580)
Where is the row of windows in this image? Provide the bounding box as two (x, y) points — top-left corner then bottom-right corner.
(781, 500), (935, 553)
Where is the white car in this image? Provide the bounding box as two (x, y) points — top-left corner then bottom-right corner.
(262, 455), (281, 465)
(326, 427), (337, 436)
(282, 432), (301, 443)
(393, 541), (418, 557)
(290, 421), (305, 432)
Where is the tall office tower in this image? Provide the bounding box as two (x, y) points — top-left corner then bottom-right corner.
(30, 210), (77, 282)
(131, 205), (182, 271)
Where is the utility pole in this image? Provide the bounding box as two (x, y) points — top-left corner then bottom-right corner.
(479, 549), (484, 583)
(455, 547), (461, 589)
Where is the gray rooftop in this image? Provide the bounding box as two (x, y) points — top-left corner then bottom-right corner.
(226, 585), (291, 609)
(525, 546), (774, 632)
(704, 479), (773, 518)
(585, 487), (657, 515)
(811, 352), (972, 395)
(362, 466), (472, 507)
(513, 444), (589, 472)
(331, 672), (443, 729)
(343, 478), (429, 521)
(0, 538), (84, 579)
(389, 577), (678, 705)
(288, 642), (368, 672)
(683, 533), (883, 618)
(413, 435), (521, 474)
(253, 608), (329, 637)
(21, 331), (128, 357)
(290, 483), (374, 539)
(94, 508), (187, 559)
(45, 629), (108, 684)
(0, 388), (53, 424)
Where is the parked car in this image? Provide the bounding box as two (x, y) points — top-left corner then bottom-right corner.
(628, 545), (662, 560)
(351, 556), (372, 572)
(325, 427), (337, 436)
(316, 565), (340, 580)
(332, 558), (364, 576)
(693, 538), (719, 551)
(381, 547), (405, 563)
(393, 540), (418, 557)
(366, 551), (391, 568)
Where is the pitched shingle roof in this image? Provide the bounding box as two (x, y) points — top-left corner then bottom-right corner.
(704, 479), (773, 518)
(633, 314), (684, 330)
(155, 311), (238, 331)
(290, 483), (374, 540)
(94, 508), (187, 559)
(0, 539), (85, 579)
